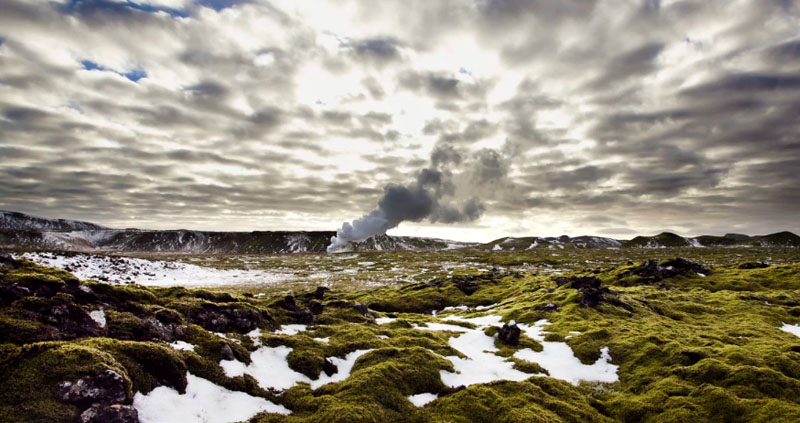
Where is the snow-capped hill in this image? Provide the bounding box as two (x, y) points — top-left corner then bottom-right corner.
(0, 210), (470, 253)
(625, 231), (800, 248)
(0, 210), (107, 231)
(481, 235), (623, 250)
(339, 234), (473, 253)
(752, 231), (800, 247)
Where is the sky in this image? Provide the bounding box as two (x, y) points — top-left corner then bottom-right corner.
(1, 0), (799, 242)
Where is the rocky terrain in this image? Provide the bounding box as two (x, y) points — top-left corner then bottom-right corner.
(2, 247), (800, 423)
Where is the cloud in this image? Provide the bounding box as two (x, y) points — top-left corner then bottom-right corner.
(0, 0), (798, 239)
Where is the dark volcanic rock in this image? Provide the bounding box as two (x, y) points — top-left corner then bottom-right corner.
(0, 279), (30, 306)
(308, 300), (324, 315)
(141, 317), (187, 342)
(322, 358), (338, 377)
(498, 323), (521, 346)
(0, 251), (20, 269)
(220, 344), (235, 361)
(453, 278), (479, 295)
(305, 286), (330, 302)
(580, 287), (608, 308)
(432, 296), (444, 312)
(619, 258), (709, 285)
(21, 294), (105, 340)
(276, 295), (315, 324)
(186, 303), (270, 332)
(555, 276), (602, 290)
(57, 370), (129, 409)
(79, 404), (139, 423)
(555, 276), (615, 309)
(738, 262), (770, 269)
(429, 270), (512, 297)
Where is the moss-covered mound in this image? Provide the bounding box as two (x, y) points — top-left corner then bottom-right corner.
(2, 252), (800, 423)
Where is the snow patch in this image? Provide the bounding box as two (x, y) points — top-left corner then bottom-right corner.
(275, 324), (307, 335)
(408, 393), (438, 407)
(514, 320), (618, 385)
(414, 314), (618, 387)
(314, 337), (330, 343)
(247, 329), (262, 346)
(221, 346), (311, 391)
(133, 373), (290, 423)
(375, 317), (396, 325)
(169, 341), (195, 351)
(17, 252), (291, 288)
(89, 310), (106, 328)
(440, 328), (533, 387)
(309, 349), (372, 388)
(781, 323), (800, 338)
(221, 345), (372, 391)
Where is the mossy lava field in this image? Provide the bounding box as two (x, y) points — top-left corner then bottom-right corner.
(2, 246), (800, 423)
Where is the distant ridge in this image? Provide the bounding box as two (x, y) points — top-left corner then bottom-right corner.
(0, 210), (107, 231)
(620, 231), (800, 248)
(0, 210), (469, 253)
(0, 210), (796, 253)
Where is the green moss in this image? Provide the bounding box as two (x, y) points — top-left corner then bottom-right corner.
(0, 342), (129, 423)
(3, 249), (800, 422)
(80, 338), (187, 394)
(423, 378), (612, 423)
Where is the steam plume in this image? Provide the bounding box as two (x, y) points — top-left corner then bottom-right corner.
(327, 164), (485, 252)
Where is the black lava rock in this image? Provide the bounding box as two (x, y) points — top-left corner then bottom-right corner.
(308, 300), (324, 315)
(498, 323), (521, 346)
(79, 404), (139, 423)
(276, 295), (315, 324)
(620, 258), (709, 285)
(220, 344), (235, 361)
(0, 251), (20, 269)
(322, 358), (338, 377)
(580, 287), (610, 308)
(57, 370), (129, 409)
(22, 294), (106, 340)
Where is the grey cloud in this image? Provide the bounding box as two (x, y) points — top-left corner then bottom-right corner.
(361, 77), (385, 99)
(1, 0), (799, 237)
(348, 38), (401, 63)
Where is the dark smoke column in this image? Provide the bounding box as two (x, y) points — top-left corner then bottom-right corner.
(327, 168), (484, 253)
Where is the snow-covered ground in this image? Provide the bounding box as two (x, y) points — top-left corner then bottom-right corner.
(133, 373), (290, 423)
(408, 393), (438, 407)
(420, 314), (618, 387)
(781, 323), (800, 338)
(514, 320), (619, 385)
(14, 252), (292, 287)
(220, 345), (372, 390)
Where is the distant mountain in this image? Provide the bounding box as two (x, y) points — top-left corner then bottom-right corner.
(752, 231), (800, 247)
(480, 235), (623, 251)
(0, 210), (107, 231)
(0, 211), (466, 253)
(622, 231), (800, 248)
(1, 210), (796, 252)
(623, 232), (695, 248)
